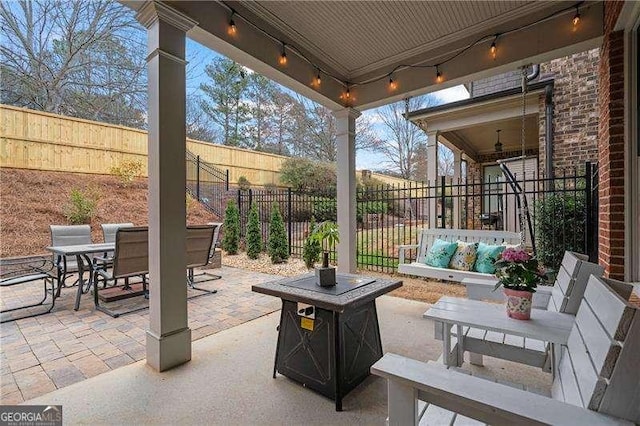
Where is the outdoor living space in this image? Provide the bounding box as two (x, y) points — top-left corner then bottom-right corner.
(1, 0), (640, 425)
(5, 279), (554, 424)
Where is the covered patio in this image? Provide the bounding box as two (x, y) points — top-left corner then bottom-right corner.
(126, 0), (620, 372)
(8, 0), (639, 423)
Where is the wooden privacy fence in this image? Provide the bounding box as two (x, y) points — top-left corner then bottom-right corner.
(0, 104), (414, 187)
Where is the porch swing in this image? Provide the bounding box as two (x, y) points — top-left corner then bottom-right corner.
(496, 67), (537, 256)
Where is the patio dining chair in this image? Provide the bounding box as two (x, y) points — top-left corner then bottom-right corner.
(186, 224), (219, 294)
(50, 224), (92, 291)
(93, 223), (134, 282)
(93, 227), (149, 317)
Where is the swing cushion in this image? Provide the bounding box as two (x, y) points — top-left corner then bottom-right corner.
(424, 239), (458, 268)
(474, 243), (506, 274)
(449, 241), (479, 271)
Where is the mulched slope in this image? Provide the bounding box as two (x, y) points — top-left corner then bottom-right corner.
(1, 168), (218, 257)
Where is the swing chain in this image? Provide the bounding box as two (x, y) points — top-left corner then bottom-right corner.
(519, 67), (528, 247)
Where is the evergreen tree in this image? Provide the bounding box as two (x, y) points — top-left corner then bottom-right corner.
(267, 203), (289, 264)
(221, 200), (240, 254)
(302, 217), (321, 268)
(246, 203), (262, 259)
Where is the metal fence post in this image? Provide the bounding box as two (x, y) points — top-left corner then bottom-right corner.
(196, 155), (201, 201)
(225, 170), (230, 192)
(287, 187), (293, 255)
(440, 176), (446, 229)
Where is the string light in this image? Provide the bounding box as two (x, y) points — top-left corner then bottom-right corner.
(228, 11), (236, 35)
(218, 1), (585, 102)
(490, 36), (498, 60)
(389, 77), (398, 91)
(572, 5), (580, 27)
(278, 43), (287, 66)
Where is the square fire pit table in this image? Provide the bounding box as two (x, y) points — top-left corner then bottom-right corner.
(252, 272), (402, 411)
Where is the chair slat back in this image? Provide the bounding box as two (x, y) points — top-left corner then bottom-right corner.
(101, 223), (134, 243)
(112, 227), (149, 278)
(416, 229), (520, 263)
(186, 225), (215, 269)
(546, 251), (603, 314)
(551, 275), (638, 423)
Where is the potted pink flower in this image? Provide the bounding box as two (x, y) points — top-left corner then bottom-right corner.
(493, 247), (549, 320)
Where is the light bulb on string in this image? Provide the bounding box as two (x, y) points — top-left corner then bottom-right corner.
(389, 77), (398, 91)
(228, 13), (236, 35)
(315, 71), (321, 86)
(572, 6), (580, 28)
(490, 36), (498, 60)
(435, 66), (443, 83)
(278, 43), (287, 66)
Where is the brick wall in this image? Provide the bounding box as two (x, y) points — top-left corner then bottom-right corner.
(598, 1), (625, 279)
(538, 49), (600, 173)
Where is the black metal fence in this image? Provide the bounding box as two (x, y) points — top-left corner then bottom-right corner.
(232, 162), (598, 273)
(186, 151), (229, 217)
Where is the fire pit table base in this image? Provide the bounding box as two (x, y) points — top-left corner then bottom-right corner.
(274, 299), (382, 411)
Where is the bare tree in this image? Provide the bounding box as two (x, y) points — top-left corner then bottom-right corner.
(374, 96), (437, 179)
(438, 144), (455, 177)
(0, 0), (147, 127)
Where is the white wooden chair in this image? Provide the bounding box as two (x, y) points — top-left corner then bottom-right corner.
(436, 251), (605, 370)
(397, 229), (520, 282)
(373, 275), (639, 425)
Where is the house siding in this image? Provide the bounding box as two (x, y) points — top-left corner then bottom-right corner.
(597, 0), (626, 279)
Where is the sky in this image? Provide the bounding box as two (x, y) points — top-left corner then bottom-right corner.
(184, 39), (470, 171)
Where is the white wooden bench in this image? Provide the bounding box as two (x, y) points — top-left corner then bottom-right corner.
(372, 275), (640, 425)
(397, 229), (520, 282)
(433, 251), (605, 370)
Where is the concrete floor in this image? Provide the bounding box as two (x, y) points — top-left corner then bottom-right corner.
(25, 296), (551, 425)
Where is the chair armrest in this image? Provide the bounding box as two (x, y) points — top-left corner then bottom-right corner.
(398, 244), (419, 264)
(372, 353), (630, 426)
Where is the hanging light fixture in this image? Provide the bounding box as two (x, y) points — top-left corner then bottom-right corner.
(315, 70), (321, 86)
(495, 129), (503, 152)
(435, 65), (443, 83)
(278, 43), (287, 66)
(228, 11), (237, 35)
(389, 76), (398, 91)
(490, 35), (498, 60)
(572, 5), (581, 28)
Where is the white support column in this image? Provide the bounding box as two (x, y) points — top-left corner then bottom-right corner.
(452, 148), (462, 228)
(334, 108), (361, 274)
(137, 2), (197, 372)
(426, 131), (439, 228)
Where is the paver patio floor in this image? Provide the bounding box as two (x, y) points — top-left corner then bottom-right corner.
(0, 266), (281, 403)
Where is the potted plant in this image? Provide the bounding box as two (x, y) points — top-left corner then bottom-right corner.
(310, 221), (339, 287)
(493, 247), (549, 320)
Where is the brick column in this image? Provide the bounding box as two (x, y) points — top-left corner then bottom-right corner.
(597, 1), (625, 279)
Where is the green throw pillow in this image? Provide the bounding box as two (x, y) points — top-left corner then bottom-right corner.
(474, 243), (506, 273)
(424, 239), (458, 268)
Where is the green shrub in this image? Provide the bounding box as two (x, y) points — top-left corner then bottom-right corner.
(357, 200), (388, 223)
(238, 176), (251, 191)
(64, 188), (99, 224)
(535, 193), (586, 271)
(267, 203), (289, 263)
(312, 198), (337, 222)
(110, 160), (143, 185)
(222, 200), (241, 254)
(246, 203), (262, 259)
(279, 158), (336, 192)
(302, 217), (322, 268)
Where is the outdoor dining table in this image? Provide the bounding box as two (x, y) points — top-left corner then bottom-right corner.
(423, 296), (575, 369)
(46, 242), (114, 312)
(252, 272), (402, 411)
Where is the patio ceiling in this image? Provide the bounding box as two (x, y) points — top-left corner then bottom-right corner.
(140, 0), (605, 110)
